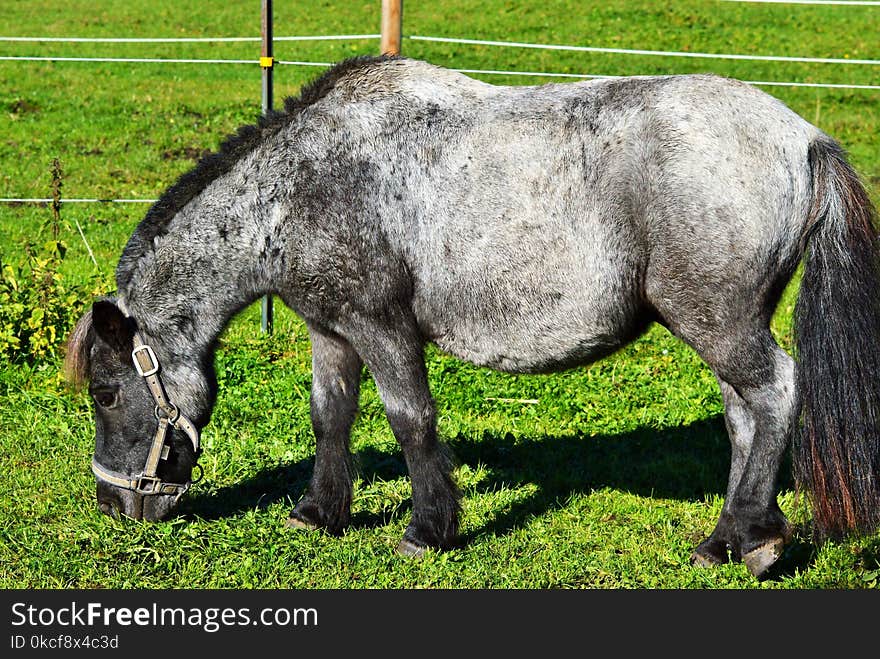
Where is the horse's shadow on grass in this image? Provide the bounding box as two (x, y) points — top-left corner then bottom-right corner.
(182, 414), (815, 578)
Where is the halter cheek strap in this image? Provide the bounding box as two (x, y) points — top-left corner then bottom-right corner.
(91, 318), (202, 499)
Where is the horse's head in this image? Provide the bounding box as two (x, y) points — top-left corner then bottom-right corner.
(65, 299), (211, 521)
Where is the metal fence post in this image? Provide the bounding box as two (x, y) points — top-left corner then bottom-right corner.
(260, 0), (274, 334)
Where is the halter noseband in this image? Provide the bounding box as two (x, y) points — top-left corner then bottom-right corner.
(91, 320), (202, 501)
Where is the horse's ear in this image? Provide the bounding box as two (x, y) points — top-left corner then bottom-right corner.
(92, 300), (135, 353)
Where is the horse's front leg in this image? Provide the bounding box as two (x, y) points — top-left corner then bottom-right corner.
(351, 320), (461, 555)
(287, 326), (362, 535)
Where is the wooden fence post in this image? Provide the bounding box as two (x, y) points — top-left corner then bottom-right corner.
(381, 0), (403, 55)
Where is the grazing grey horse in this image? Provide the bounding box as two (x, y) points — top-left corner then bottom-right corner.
(66, 55), (880, 578)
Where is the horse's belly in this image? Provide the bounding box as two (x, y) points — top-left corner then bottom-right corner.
(406, 176), (647, 373)
(430, 322), (629, 374)
(411, 223), (647, 373)
(415, 280), (643, 374)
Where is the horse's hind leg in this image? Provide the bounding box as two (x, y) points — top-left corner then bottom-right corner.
(287, 326), (362, 535)
(689, 379), (753, 567)
(690, 331), (796, 577)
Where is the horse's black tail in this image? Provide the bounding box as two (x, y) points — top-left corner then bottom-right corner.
(794, 135), (880, 539)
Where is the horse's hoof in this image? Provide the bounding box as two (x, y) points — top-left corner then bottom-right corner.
(742, 537), (785, 578)
(396, 538), (428, 557)
(285, 514), (319, 531)
(690, 537), (729, 568)
(690, 550), (723, 569)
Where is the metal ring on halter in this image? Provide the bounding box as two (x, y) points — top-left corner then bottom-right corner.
(154, 403), (181, 425)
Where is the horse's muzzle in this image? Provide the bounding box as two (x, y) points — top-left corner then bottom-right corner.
(96, 482), (181, 521)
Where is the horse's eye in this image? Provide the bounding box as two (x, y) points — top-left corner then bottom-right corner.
(92, 390), (118, 409)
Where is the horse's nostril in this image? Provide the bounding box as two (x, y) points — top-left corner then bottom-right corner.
(98, 500), (120, 519)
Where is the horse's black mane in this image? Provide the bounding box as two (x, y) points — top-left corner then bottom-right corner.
(116, 54), (398, 290)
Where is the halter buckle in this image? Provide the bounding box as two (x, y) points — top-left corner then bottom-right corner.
(134, 474), (163, 494)
(132, 344), (160, 377)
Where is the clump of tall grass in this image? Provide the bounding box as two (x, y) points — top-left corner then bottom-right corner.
(0, 160), (107, 363)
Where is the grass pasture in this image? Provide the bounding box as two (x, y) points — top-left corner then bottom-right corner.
(1, 1), (879, 589)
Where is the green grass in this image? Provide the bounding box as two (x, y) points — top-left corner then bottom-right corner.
(2, 1), (879, 589)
